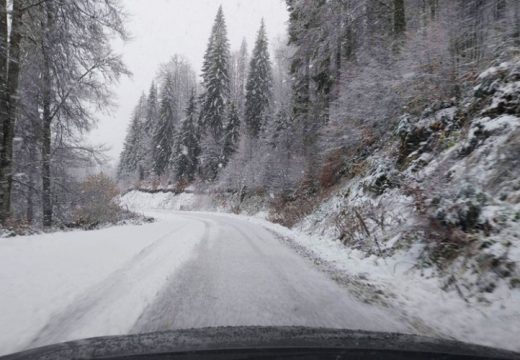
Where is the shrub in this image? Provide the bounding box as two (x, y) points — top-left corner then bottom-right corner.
(268, 183), (318, 228)
(334, 198), (403, 255)
(0, 217), (38, 237)
(319, 149), (344, 189)
(424, 216), (473, 265)
(73, 173), (135, 229)
(433, 186), (487, 233)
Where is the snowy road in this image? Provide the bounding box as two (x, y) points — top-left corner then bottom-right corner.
(0, 211), (411, 356)
(132, 212), (409, 333)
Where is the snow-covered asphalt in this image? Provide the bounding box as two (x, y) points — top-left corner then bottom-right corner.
(132, 211), (410, 333)
(0, 211), (411, 356)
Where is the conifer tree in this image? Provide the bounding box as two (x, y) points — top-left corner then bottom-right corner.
(117, 113), (141, 180)
(152, 76), (178, 177)
(199, 5), (231, 140)
(230, 39), (249, 115)
(173, 92), (200, 182)
(117, 95), (147, 181)
(223, 102), (240, 165)
(199, 135), (224, 182)
(144, 82), (159, 142)
(245, 20), (273, 139)
(198, 6), (231, 181)
(142, 82), (159, 175)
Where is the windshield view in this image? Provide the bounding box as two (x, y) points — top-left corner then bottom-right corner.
(0, 1), (519, 359)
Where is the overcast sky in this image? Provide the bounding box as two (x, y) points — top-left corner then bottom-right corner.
(88, 0), (289, 165)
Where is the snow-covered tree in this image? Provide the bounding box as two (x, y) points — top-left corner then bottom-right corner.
(230, 39), (249, 116)
(199, 5), (231, 140)
(198, 6), (231, 181)
(159, 55), (197, 122)
(118, 95), (148, 181)
(199, 134), (224, 183)
(222, 102), (241, 166)
(172, 92), (200, 182)
(244, 20), (273, 139)
(1, 0), (128, 226)
(143, 82), (159, 161)
(152, 76), (178, 177)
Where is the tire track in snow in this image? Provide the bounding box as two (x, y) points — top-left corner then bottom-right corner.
(26, 220), (197, 349)
(130, 218), (212, 332)
(130, 212), (412, 334)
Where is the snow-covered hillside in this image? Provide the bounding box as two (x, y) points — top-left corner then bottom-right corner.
(295, 60), (520, 293)
(279, 59), (520, 350)
(282, 60), (520, 351)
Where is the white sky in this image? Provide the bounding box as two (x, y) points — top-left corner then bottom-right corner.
(89, 0), (289, 165)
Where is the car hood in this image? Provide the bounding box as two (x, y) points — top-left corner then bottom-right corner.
(2, 327), (519, 360)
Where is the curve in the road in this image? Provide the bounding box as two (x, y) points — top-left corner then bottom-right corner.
(131, 212), (413, 334)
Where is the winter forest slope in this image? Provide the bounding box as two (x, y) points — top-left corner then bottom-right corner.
(118, 0), (520, 352)
(118, 1), (520, 295)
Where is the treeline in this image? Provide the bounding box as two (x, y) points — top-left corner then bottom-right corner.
(119, 0), (520, 199)
(118, 6), (298, 192)
(0, 0), (127, 228)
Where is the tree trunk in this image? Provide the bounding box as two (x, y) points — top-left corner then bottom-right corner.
(0, 0), (7, 124)
(514, 0), (520, 46)
(300, 58), (317, 188)
(0, 0), (7, 208)
(494, 0), (506, 20)
(41, 1), (54, 228)
(42, 118), (52, 227)
(26, 173), (34, 224)
(0, 0), (23, 223)
(428, 0), (438, 20)
(393, 0), (406, 37)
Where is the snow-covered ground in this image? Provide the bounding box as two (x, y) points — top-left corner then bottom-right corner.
(258, 218), (520, 353)
(1, 190), (518, 356)
(0, 216), (204, 355)
(0, 198), (413, 357)
(121, 190), (217, 212)
(121, 191), (520, 352)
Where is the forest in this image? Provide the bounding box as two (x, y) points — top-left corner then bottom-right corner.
(1, 0), (519, 238)
(118, 1), (519, 220)
(1, 0), (128, 229)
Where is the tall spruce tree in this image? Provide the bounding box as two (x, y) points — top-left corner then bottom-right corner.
(223, 102), (241, 165)
(153, 76), (178, 177)
(142, 82), (159, 175)
(230, 39), (249, 116)
(144, 82), (159, 142)
(198, 6), (231, 181)
(199, 5), (231, 140)
(245, 20), (273, 139)
(173, 92), (200, 182)
(118, 94), (147, 181)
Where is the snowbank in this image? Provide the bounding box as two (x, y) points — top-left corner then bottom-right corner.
(251, 217), (520, 352)
(121, 190), (268, 217)
(121, 191), (216, 212)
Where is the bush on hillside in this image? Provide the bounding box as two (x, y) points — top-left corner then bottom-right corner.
(73, 173), (141, 229)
